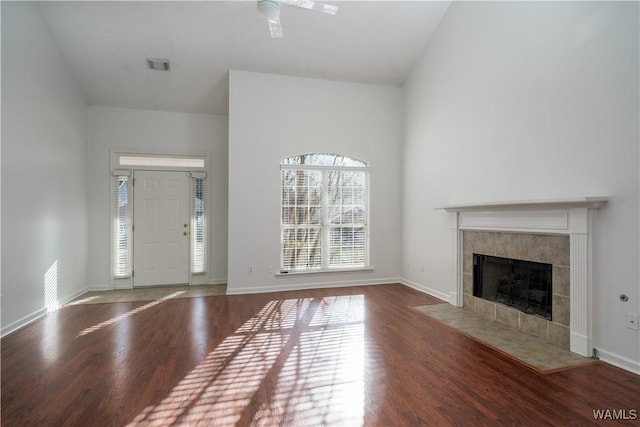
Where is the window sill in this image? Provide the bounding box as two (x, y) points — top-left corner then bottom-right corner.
(275, 267), (374, 277)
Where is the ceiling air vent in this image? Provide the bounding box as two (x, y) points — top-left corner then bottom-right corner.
(146, 58), (170, 71)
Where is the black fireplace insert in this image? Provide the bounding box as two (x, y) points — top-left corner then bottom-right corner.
(473, 254), (552, 320)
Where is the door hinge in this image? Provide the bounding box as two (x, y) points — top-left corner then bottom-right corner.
(132, 224), (135, 231)
(132, 271), (134, 278)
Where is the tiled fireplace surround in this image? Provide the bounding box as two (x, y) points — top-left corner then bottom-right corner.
(462, 231), (570, 348)
(443, 198), (607, 357)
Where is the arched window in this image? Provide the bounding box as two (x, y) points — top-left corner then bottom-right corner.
(280, 154), (370, 272)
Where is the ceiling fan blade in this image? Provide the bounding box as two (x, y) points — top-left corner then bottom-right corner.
(281, 0), (338, 15)
(268, 16), (283, 38)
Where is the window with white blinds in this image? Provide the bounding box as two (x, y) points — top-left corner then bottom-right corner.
(192, 175), (207, 274)
(281, 154), (369, 272)
(112, 174), (131, 278)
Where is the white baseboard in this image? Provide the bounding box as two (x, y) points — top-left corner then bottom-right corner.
(400, 278), (451, 304)
(1, 286), (90, 338)
(1, 307), (47, 337)
(226, 278), (402, 295)
(106, 279), (227, 289)
(87, 284), (111, 291)
(596, 348), (640, 375)
(191, 277), (227, 286)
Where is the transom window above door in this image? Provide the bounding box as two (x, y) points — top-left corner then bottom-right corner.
(116, 153), (206, 169)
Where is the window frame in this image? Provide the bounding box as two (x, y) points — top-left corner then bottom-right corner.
(279, 154), (371, 274)
(112, 170), (132, 278)
(191, 172), (208, 276)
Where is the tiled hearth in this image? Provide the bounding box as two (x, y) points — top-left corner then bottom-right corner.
(462, 231), (570, 349)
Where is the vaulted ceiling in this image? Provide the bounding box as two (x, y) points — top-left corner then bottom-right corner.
(39, 1), (450, 115)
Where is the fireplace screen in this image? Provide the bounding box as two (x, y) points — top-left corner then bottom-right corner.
(473, 254), (552, 320)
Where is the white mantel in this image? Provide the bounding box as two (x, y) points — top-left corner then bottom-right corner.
(441, 197), (608, 357)
(440, 196), (608, 212)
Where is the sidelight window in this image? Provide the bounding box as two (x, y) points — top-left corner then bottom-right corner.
(112, 171), (131, 278)
(191, 174), (207, 274)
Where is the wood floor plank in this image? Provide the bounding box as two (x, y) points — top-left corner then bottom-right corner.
(2, 283), (639, 426)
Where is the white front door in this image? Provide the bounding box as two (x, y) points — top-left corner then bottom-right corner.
(133, 170), (190, 287)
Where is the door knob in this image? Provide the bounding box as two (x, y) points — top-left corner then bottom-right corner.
(183, 231), (188, 236)
(184, 223), (188, 228)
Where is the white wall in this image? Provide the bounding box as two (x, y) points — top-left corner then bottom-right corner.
(403, 1), (639, 371)
(87, 106), (228, 288)
(228, 70), (403, 293)
(1, 3), (89, 334)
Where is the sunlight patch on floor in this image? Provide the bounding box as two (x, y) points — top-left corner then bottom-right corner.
(66, 295), (101, 305)
(127, 295), (366, 426)
(76, 291), (186, 337)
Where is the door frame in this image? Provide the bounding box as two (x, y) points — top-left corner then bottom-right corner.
(109, 150), (210, 290)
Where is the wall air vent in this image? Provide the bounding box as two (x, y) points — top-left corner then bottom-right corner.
(146, 58), (170, 71)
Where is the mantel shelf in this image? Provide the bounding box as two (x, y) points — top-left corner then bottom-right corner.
(438, 196), (608, 212)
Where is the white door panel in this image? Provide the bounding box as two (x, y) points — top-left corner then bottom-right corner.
(144, 199), (158, 230)
(134, 170), (190, 287)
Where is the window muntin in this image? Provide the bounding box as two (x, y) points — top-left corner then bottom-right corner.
(281, 154), (369, 272)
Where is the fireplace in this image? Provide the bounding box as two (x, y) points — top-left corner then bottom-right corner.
(441, 197), (607, 356)
(473, 254), (552, 320)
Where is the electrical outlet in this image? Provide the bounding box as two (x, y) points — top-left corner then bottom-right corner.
(626, 313), (639, 330)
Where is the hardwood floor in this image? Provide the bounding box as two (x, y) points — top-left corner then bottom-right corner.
(2, 283), (639, 426)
